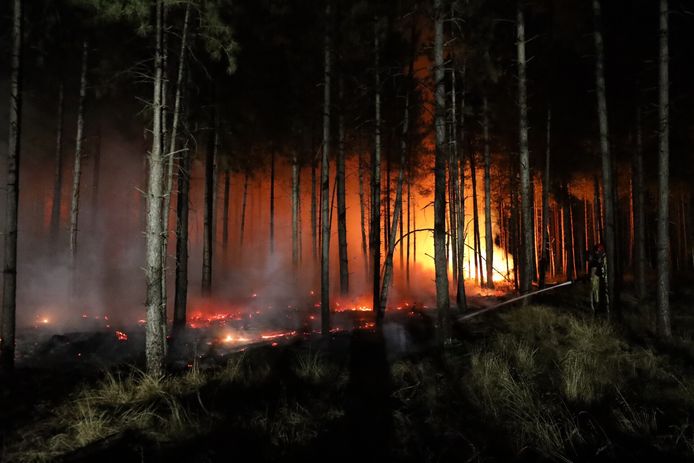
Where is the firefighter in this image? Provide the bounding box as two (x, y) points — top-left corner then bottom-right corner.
(588, 243), (608, 313)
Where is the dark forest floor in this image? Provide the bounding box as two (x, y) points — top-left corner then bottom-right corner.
(3, 277), (694, 462)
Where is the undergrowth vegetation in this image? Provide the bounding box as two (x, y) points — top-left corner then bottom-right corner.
(3, 347), (345, 463)
(391, 305), (694, 461)
(5, 304), (694, 462)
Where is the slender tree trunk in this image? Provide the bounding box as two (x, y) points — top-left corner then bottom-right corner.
(656, 0), (671, 336)
(564, 188), (575, 280)
(433, 0), (450, 343)
(471, 153), (482, 285)
(358, 152), (368, 269)
(517, 4), (533, 295)
(201, 118), (216, 296)
(372, 18), (383, 322)
(222, 169), (230, 248)
(50, 82), (65, 239)
(311, 160), (317, 260)
(337, 77), (349, 294)
(483, 97), (494, 289)
(539, 109), (551, 287)
(456, 63), (467, 309)
(69, 40), (89, 263)
(406, 169), (412, 285)
(0, 0), (22, 371)
(633, 109), (646, 299)
(162, 2), (190, 315)
(292, 152), (300, 267)
(269, 151), (276, 254)
(173, 140), (191, 335)
(592, 0), (617, 317)
(380, 94), (409, 312)
(320, 2), (332, 335)
(385, 159), (391, 252)
(145, 0), (167, 376)
(240, 170), (249, 246)
(448, 72), (458, 291)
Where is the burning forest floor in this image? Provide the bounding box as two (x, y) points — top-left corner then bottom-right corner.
(3, 279), (694, 462)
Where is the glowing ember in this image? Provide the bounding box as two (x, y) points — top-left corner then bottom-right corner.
(115, 330), (128, 341)
(260, 331), (296, 340)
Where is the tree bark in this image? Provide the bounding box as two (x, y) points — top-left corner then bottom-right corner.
(380, 94), (409, 313)
(240, 170), (249, 246)
(372, 17), (383, 322)
(292, 152), (300, 267)
(470, 152), (482, 285)
(269, 151), (276, 254)
(69, 40), (89, 263)
(222, 168), (230, 249)
(456, 62), (467, 309)
(145, 0), (167, 376)
(337, 77), (349, 294)
(483, 97), (494, 289)
(162, 1), (190, 314)
(539, 109), (551, 287)
(358, 151), (368, 270)
(173, 140), (191, 335)
(311, 160), (317, 260)
(592, 0), (617, 318)
(0, 0), (22, 371)
(320, 1), (332, 335)
(201, 118), (216, 296)
(633, 108), (646, 300)
(433, 0), (450, 343)
(517, 4), (533, 295)
(656, 0), (671, 336)
(50, 82), (65, 239)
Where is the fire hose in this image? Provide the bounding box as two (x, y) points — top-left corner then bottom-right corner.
(457, 280), (574, 322)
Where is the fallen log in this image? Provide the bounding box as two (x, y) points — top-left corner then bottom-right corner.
(457, 280), (574, 322)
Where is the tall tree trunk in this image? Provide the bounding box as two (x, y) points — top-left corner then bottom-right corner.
(385, 159), (391, 252)
(292, 152), (300, 267)
(539, 109), (551, 288)
(656, 0), (671, 337)
(592, 0), (617, 317)
(564, 188), (575, 280)
(450, 66), (466, 311)
(358, 151), (368, 271)
(311, 160), (317, 260)
(173, 141), (191, 335)
(517, 4), (533, 295)
(201, 118), (216, 296)
(337, 77), (349, 294)
(69, 40), (89, 263)
(320, 1), (332, 335)
(380, 94), (409, 312)
(372, 17), (383, 322)
(406, 168), (412, 285)
(50, 82), (65, 239)
(633, 108), (646, 299)
(0, 0), (22, 371)
(222, 169), (230, 249)
(145, 0), (167, 376)
(163, 2), (191, 314)
(448, 72), (458, 292)
(433, 0), (450, 343)
(270, 151), (276, 254)
(456, 63), (467, 309)
(483, 97), (494, 289)
(470, 152), (482, 285)
(240, 170), (249, 246)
